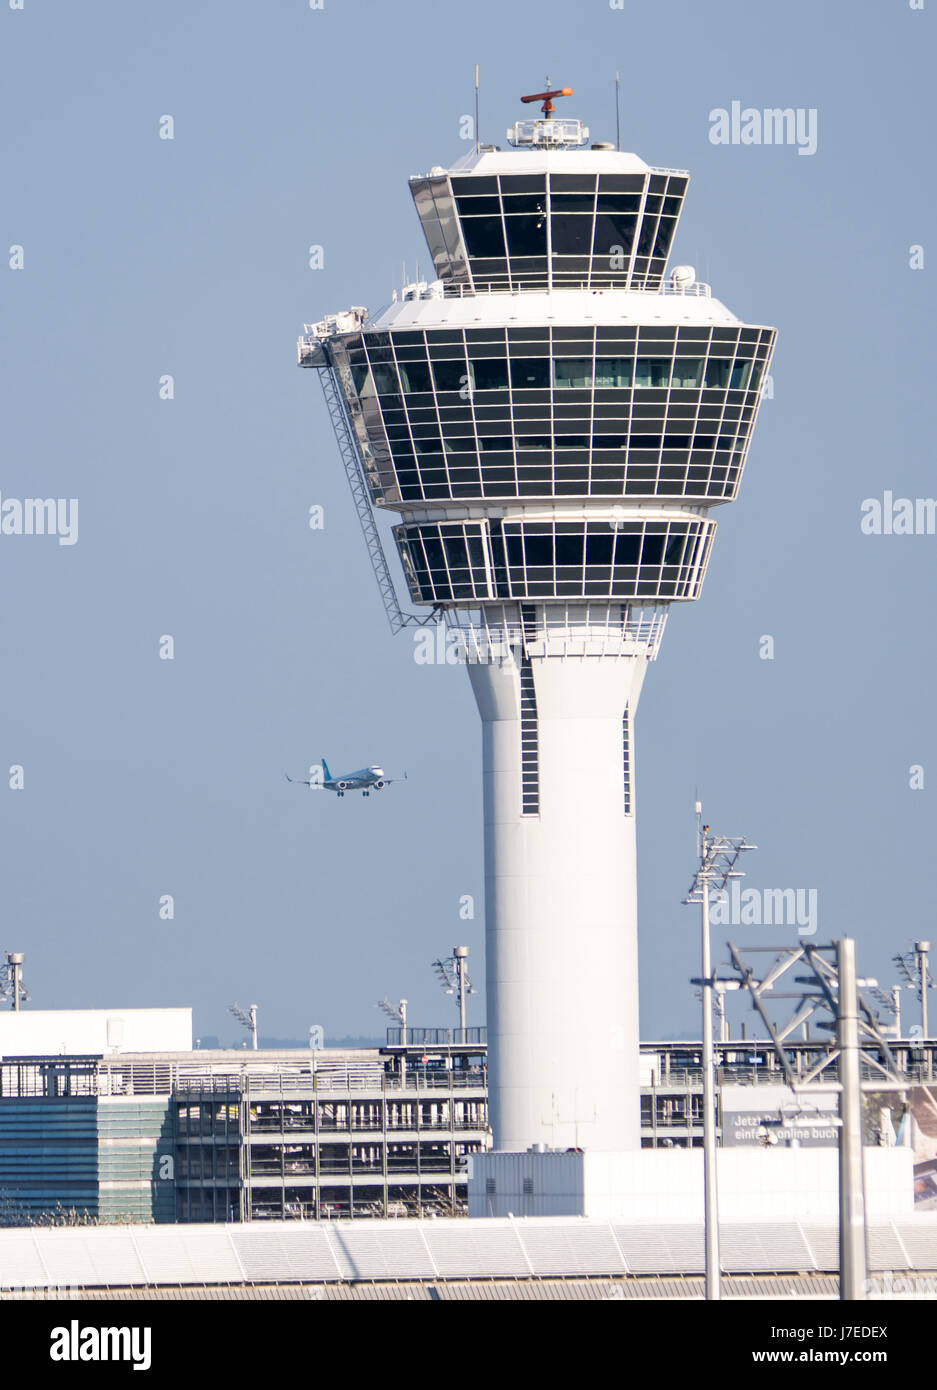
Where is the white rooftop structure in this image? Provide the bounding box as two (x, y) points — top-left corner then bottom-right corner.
(0, 1007), (192, 1057)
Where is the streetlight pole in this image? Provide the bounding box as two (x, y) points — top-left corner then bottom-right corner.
(699, 827), (720, 1302)
(454, 948), (469, 1038)
(837, 937), (868, 1301)
(400, 998), (407, 1088)
(916, 942), (930, 1041)
(9, 955), (24, 1013)
(683, 805), (756, 1304)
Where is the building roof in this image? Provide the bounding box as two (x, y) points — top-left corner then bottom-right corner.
(419, 148), (661, 179)
(1, 1215), (934, 1291)
(369, 287), (744, 333)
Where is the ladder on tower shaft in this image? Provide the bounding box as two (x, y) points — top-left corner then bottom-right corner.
(316, 359), (417, 635)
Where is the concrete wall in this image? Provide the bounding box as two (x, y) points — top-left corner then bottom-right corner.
(468, 1147), (914, 1221)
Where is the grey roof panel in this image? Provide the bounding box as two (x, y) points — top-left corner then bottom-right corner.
(326, 1224), (435, 1280)
(0, 1234), (47, 1288)
(893, 1222), (937, 1269)
(231, 1226), (339, 1282)
(719, 1223), (814, 1274)
(613, 1223), (704, 1274)
(518, 1222), (626, 1276)
(133, 1228), (242, 1285)
(422, 1224), (529, 1278)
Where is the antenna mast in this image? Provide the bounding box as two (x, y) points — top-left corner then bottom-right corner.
(474, 64), (480, 154)
(615, 71), (621, 151)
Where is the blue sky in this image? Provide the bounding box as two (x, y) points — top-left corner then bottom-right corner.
(0, 0), (934, 1045)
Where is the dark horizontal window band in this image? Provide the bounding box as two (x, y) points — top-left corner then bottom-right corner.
(346, 326), (772, 353)
(394, 519), (713, 605)
(377, 455), (747, 506)
(334, 325), (774, 508)
(430, 171), (688, 291)
(351, 351), (770, 400)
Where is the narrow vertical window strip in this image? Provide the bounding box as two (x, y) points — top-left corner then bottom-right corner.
(623, 704), (633, 816)
(520, 655), (540, 815)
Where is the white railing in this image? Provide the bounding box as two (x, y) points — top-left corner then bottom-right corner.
(506, 117), (590, 149)
(442, 605), (669, 664)
(440, 279), (711, 300)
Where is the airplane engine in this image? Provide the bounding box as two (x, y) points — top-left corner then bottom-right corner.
(337, 780), (348, 790)
(374, 780), (385, 790)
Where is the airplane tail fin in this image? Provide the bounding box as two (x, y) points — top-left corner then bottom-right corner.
(321, 757), (332, 782)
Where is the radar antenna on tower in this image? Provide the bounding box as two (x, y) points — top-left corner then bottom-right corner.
(520, 80), (573, 118)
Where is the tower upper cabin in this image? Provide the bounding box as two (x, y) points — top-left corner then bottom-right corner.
(410, 86), (687, 294)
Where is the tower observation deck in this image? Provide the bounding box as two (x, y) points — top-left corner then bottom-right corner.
(298, 89), (776, 1153)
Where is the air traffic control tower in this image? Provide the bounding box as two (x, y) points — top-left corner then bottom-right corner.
(299, 88), (775, 1154)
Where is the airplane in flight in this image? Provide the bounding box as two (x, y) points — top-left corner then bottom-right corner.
(286, 758), (407, 798)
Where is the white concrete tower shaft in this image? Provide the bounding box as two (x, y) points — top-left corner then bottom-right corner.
(469, 639), (648, 1150)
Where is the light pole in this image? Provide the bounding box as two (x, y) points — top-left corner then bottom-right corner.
(713, 980), (739, 1045)
(916, 942), (930, 1041)
(378, 997), (408, 1085)
(894, 942), (934, 1077)
(229, 1002), (258, 1050)
(683, 805), (756, 1302)
(699, 845), (718, 1301)
(8, 954), (25, 1013)
(723, 937), (903, 1301)
(432, 947), (475, 1041)
(454, 947), (469, 1038)
(837, 938), (868, 1301)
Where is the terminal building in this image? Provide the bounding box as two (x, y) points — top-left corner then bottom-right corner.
(0, 1007), (933, 1227)
(0, 1013), (488, 1225)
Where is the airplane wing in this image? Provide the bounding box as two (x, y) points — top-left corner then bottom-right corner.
(285, 774), (316, 787)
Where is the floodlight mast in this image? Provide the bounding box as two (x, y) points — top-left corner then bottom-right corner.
(2, 953), (29, 1012)
(229, 1002), (258, 1050)
(454, 946), (470, 1037)
(432, 947), (474, 1038)
(683, 807), (756, 1303)
(916, 941), (931, 1042)
(378, 997), (408, 1085)
(893, 941), (934, 1073)
(870, 984), (902, 1039)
